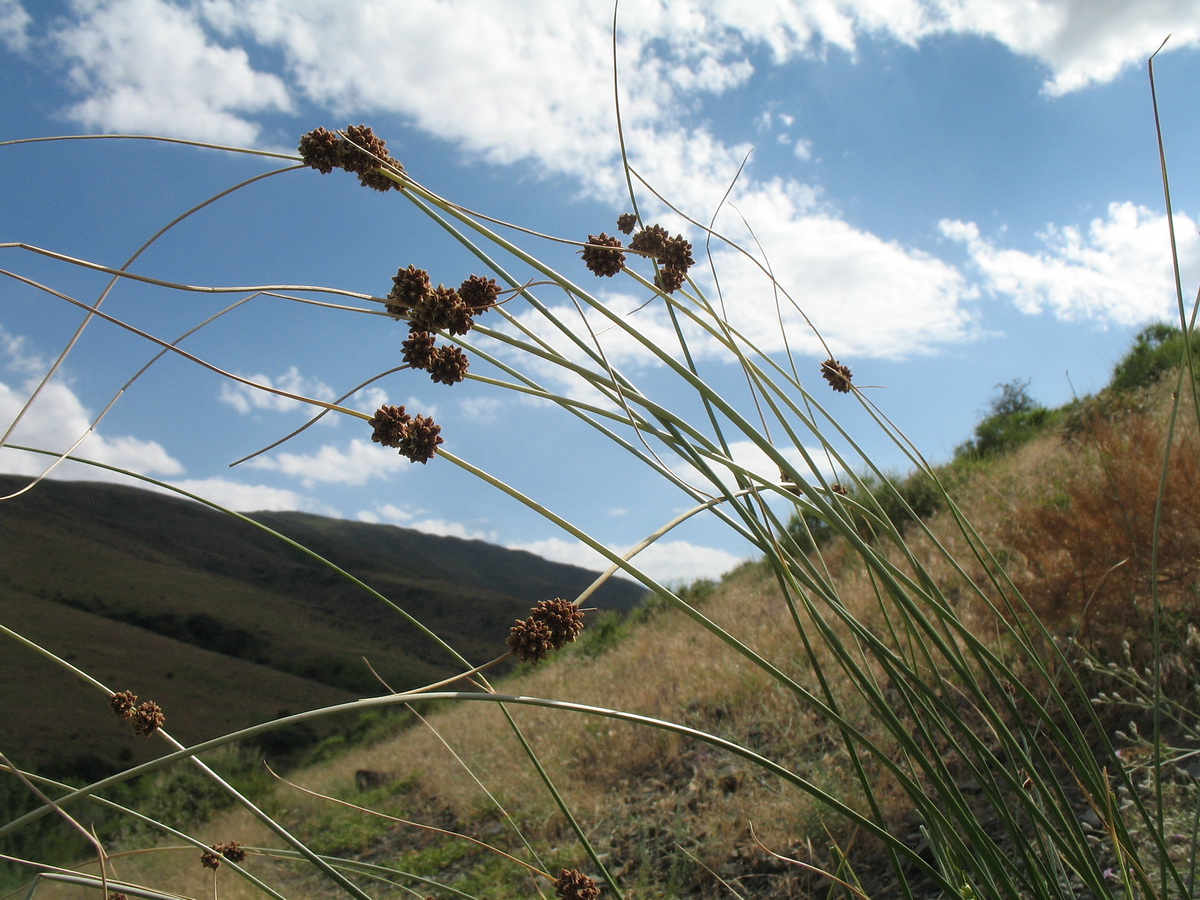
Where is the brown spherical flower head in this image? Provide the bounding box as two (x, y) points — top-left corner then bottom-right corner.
(398, 414), (443, 463)
(342, 124), (403, 191)
(214, 841), (247, 863)
(581, 233), (626, 278)
(655, 266), (686, 294)
(506, 615), (555, 664)
(508, 598), (585, 663)
(820, 358), (854, 393)
(297, 127), (345, 174)
(616, 212), (637, 235)
(200, 850), (222, 870)
(369, 404), (412, 448)
(132, 701), (165, 736)
(659, 234), (695, 273)
(459, 274), (501, 314)
(629, 224), (669, 259)
(554, 868), (601, 900)
(387, 265), (432, 319)
(110, 690), (138, 719)
(410, 285), (471, 335)
(402, 331), (437, 370)
(428, 345), (469, 385)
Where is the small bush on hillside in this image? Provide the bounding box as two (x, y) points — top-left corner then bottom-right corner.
(955, 378), (1056, 461)
(1110, 322), (1200, 393)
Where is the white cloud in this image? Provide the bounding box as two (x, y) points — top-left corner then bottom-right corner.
(941, 202), (1200, 324)
(0, 0), (30, 51)
(23, 0), (1194, 364)
(218, 365), (337, 415)
(244, 437), (399, 486)
(0, 378), (183, 480)
(169, 476), (332, 512)
(512, 535), (745, 584)
(51, 0), (291, 144)
(934, 0), (1200, 96)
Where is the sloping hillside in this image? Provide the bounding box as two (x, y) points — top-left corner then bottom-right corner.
(0, 475), (643, 776)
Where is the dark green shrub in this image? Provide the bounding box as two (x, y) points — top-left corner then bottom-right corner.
(954, 378), (1055, 460)
(1109, 322), (1200, 393)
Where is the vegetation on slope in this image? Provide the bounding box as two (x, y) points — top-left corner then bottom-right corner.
(60, 325), (1200, 900)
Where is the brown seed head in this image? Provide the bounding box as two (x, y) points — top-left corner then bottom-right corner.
(402, 331), (438, 370)
(398, 414), (443, 464)
(655, 267), (686, 294)
(428, 345), (469, 385)
(297, 127), (345, 174)
(214, 840), (247, 863)
(368, 405), (412, 448)
(820, 358), (853, 393)
(459, 274), (501, 313)
(507, 598), (585, 664)
(581, 233), (626, 278)
(387, 265), (432, 319)
(629, 224), (669, 259)
(616, 212), (637, 235)
(659, 234), (693, 270)
(342, 124), (403, 191)
(110, 690), (138, 719)
(410, 285), (471, 335)
(200, 850), (222, 870)
(132, 701), (165, 736)
(554, 868), (601, 900)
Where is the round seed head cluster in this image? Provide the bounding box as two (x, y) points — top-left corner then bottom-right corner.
(507, 598), (585, 664)
(820, 358), (854, 393)
(629, 224), (694, 294)
(200, 850), (222, 870)
(459, 274), (501, 313)
(399, 413), (444, 464)
(368, 404), (411, 448)
(554, 868), (601, 900)
(385, 266), (499, 387)
(428, 345), (469, 385)
(132, 701), (165, 736)
(213, 841), (246, 863)
(112, 690), (165, 736)
(298, 124), (404, 192)
(616, 212), (637, 235)
(401, 331), (437, 370)
(368, 405), (443, 463)
(387, 265), (432, 320)
(581, 233), (626, 278)
(110, 690), (138, 718)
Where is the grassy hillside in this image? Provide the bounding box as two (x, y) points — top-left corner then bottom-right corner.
(50, 360), (1200, 900)
(0, 475), (643, 778)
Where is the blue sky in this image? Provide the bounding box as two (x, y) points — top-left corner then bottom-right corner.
(1, 0), (1199, 584)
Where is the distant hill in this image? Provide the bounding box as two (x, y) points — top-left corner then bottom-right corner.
(0, 475), (643, 777)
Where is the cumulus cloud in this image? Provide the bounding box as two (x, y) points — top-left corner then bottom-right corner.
(51, 0), (291, 144)
(513, 535), (745, 584)
(0, 369), (183, 483)
(244, 437), (399, 486)
(940, 202), (1200, 324)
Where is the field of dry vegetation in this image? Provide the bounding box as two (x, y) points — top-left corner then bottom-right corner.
(67, 365), (1200, 900)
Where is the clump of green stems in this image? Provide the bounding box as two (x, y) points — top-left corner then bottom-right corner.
(1, 37), (1198, 900)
